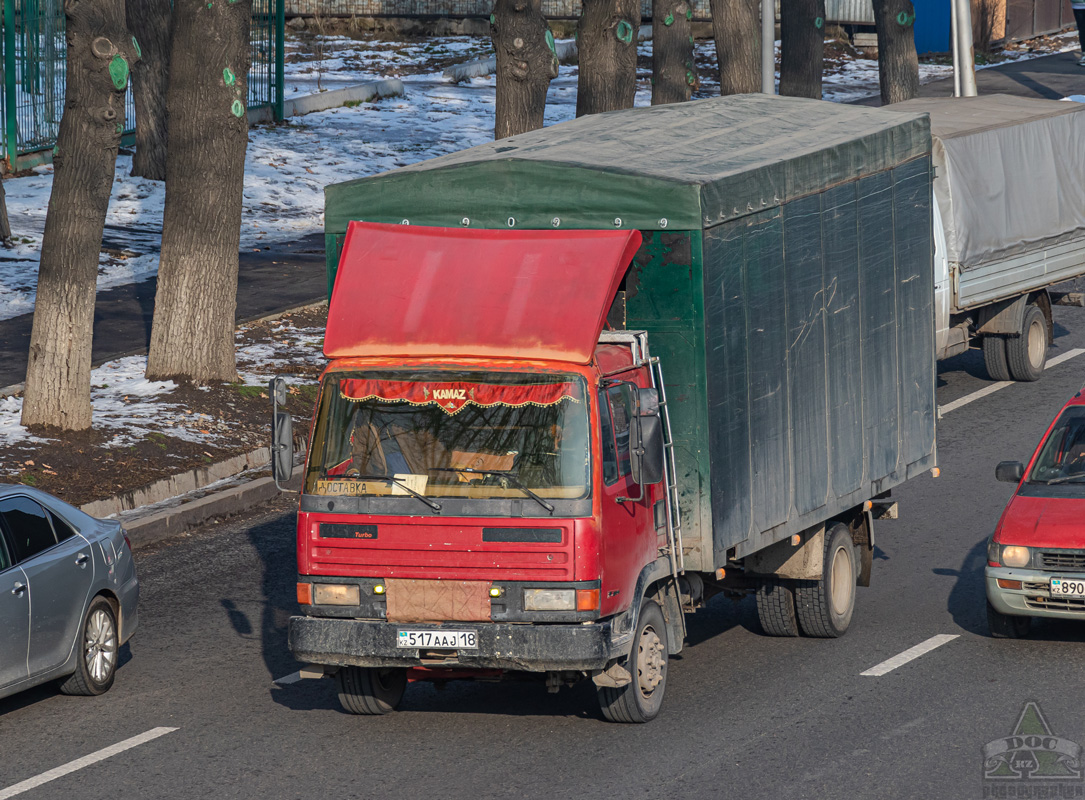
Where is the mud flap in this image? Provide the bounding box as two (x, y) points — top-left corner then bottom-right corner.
(592, 662), (633, 688)
(858, 509), (875, 588)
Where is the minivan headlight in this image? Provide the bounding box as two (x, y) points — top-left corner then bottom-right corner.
(1001, 546), (1031, 568)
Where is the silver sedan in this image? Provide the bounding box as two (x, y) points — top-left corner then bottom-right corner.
(0, 485), (139, 701)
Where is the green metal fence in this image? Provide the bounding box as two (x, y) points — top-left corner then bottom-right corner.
(0, 0), (286, 169)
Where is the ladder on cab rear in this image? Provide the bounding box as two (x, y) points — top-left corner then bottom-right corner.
(598, 331), (685, 586)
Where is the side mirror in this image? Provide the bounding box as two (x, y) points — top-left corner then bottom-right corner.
(629, 415), (665, 486)
(637, 388), (659, 417)
(995, 461), (1024, 483)
(270, 377), (294, 489)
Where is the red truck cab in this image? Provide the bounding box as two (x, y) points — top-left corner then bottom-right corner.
(279, 223), (683, 722)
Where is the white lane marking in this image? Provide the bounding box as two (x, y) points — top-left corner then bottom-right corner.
(274, 671), (302, 685)
(938, 348), (1085, 416)
(860, 634), (959, 677)
(0, 727), (178, 800)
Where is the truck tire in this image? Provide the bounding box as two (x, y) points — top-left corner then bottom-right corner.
(335, 666), (407, 715)
(756, 579), (799, 637)
(794, 524), (856, 638)
(982, 335), (1011, 382)
(1006, 303), (1047, 382)
(597, 600), (668, 723)
(987, 600), (1031, 639)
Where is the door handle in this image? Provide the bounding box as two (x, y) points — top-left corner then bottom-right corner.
(11, 582), (25, 596)
(76, 553), (89, 567)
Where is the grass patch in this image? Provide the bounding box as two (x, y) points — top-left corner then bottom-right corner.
(231, 383), (267, 398)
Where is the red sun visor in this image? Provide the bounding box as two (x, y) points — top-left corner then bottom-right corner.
(338, 377), (582, 415)
(324, 222), (642, 364)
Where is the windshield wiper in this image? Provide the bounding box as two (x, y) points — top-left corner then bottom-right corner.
(1044, 473), (1085, 485)
(350, 474), (442, 511)
(431, 467), (555, 514)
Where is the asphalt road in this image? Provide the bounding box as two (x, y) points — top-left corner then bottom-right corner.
(6, 301), (1085, 799)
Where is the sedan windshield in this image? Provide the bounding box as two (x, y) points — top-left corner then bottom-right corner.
(1028, 406), (1085, 485)
(305, 370), (590, 501)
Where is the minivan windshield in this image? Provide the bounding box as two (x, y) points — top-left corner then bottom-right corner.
(1027, 405), (1085, 488)
(304, 370), (591, 502)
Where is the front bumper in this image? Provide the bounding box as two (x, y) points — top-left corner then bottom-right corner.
(289, 615), (620, 672)
(986, 566), (1085, 619)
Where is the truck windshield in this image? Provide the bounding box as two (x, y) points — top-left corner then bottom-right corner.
(305, 370), (590, 501)
(1027, 406), (1085, 489)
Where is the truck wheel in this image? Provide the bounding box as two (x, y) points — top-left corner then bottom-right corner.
(756, 579), (799, 637)
(597, 600), (668, 723)
(335, 666), (407, 715)
(987, 600), (1031, 639)
(1006, 304), (1047, 381)
(794, 524), (856, 638)
(982, 335), (1011, 382)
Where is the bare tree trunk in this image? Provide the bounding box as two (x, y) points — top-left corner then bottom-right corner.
(21, 0), (136, 430)
(872, 0), (919, 104)
(709, 0), (760, 95)
(576, 0), (639, 116)
(146, 0), (251, 383)
(652, 0), (696, 104)
(491, 0), (557, 139)
(779, 0), (824, 98)
(126, 0), (171, 180)
(0, 179), (11, 240)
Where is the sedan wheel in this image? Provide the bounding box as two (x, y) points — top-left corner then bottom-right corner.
(60, 597), (118, 696)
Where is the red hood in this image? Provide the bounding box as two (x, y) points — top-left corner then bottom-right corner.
(997, 494), (1085, 548)
(324, 222), (642, 364)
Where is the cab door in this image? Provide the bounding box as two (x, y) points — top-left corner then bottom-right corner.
(0, 497), (95, 677)
(597, 382), (657, 617)
(0, 529), (29, 691)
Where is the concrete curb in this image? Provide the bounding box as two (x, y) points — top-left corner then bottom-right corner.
(79, 447), (271, 519)
(123, 475), (285, 549)
(249, 78), (406, 122)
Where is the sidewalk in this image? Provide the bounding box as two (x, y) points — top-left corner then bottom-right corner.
(856, 49), (1085, 105)
(0, 231), (327, 390)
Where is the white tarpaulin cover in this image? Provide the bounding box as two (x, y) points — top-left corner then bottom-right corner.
(889, 95), (1085, 268)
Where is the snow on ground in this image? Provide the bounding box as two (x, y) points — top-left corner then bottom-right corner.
(0, 27), (1079, 453)
(1, 28), (1079, 324)
(0, 315), (328, 465)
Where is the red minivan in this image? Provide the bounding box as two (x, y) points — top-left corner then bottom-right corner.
(988, 390), (1085, 637)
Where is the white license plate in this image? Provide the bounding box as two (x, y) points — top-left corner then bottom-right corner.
(397, 629), (477, 649)
(1050, 578), (1085, 596)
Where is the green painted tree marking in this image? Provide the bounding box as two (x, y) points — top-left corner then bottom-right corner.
(489, 13), (495, 24)
(896, 10), (915, 26)
(616, 20), (634, 43)
(686, 70), (694, 85)
(231, 99), (245, 117)
(685, 8), (692, 19)
(115, 123), (123, 134)
(131, 35), (141, 59)
(815, 16), (824, 28)
(545, 29), (556, 53)
(664, 13), (674, 25)
(223, 66), (236, 86)
(108, 55), (128, 89)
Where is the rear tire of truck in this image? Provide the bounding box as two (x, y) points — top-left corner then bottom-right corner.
(597, 600), (668, 723)
(982, 335), (1011, 382)
(756, 580), (800, 637)
(335, 666), (407, 715)
(1006, 304), (1047, 382)
(794, 524), (856, 638)
(987, 600), (1031, 639)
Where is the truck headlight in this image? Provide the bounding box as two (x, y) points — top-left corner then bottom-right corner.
(1001, 546), (1031, 568)
(313, 583), (361, 605)
(524, 588), (575, 611)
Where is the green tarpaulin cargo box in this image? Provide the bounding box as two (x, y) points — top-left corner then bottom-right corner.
(324, 94), (938, 572)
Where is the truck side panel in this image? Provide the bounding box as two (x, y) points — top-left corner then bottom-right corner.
(701, 158), (936, 563)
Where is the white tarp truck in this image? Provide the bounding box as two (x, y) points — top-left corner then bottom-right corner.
(890, 94), (1085, 381)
